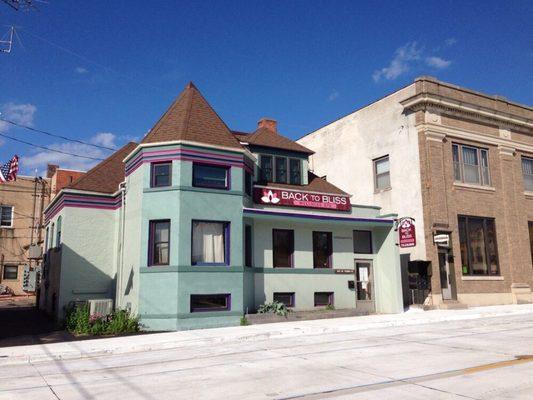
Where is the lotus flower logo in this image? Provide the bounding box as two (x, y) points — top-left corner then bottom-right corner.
(261, 190), (280, 204)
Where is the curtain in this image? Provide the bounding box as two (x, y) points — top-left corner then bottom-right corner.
(462, 147), (480, 184)
(192, 222), (225, 264)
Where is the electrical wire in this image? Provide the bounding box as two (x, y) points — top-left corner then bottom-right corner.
(0, 132), (104, 161)
(0, 118), (116, 151)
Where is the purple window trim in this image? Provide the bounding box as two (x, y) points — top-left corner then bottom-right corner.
(150, 162), (172, 188)
(191, 220), (231, 266)
(190, 293), (231, 313)
(313, 231), (333, 269)
(273, 292), (295, 308)
(148, 220), (171, 267)
(192, 162), (231, 191)
(314, 292), (334, 307)
(272, 229), (294, 268)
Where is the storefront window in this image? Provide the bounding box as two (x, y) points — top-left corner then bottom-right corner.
(190, 294), (230, 312)
(458, 216), (499, 276)
(192, 221), (228, 265)
(193, 164), (229, 189)
(453, 144), (490, 186)
(374, 156), (390, 190)
(273, 229), (294, 268)
(522, 157), (533, 192)
(313, 231), (332, 268)
(151, 162), (172, 188)
(273, 292), (295, 307)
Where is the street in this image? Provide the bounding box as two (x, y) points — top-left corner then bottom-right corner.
(1, 307), (533, 399)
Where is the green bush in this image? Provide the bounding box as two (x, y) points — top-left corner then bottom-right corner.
(240, 316), (249, 326)
(64, 303), (140, 335)
(257, 301), (290, 317)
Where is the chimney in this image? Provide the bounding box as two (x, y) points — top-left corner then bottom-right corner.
(258, 118), (277, 133)
(46, 164), (58, 179)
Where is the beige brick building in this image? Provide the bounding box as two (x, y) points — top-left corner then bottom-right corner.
(298, 76), (533, 308)
(0, 176), (50, 296)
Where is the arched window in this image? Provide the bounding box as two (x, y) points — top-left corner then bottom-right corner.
(56, 216), (62, 247)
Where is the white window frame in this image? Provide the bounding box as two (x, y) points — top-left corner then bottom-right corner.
(373, 155), (391, 191)
(522, 156), (533, 192)
(0, 205), (14, 228)
(453, 143), (491, 186)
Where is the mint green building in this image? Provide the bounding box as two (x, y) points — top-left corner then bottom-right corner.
(41, 83), (403, 331)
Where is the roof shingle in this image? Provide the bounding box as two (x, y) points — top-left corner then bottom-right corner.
(262, 172), (349, 195)
(141, 82), (243, 150)
(234, 128), (314, 154)
(67, 142), (137, 194)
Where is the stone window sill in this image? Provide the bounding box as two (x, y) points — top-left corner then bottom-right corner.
(374, 187), (392, 194)
(524, 191), (533, 199)
(461, 276), (504, 281)
(453, 182), (495, 192)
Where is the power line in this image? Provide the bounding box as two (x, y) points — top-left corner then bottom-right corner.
(0, 132), (104, 161)
(0, 118), (116, 151)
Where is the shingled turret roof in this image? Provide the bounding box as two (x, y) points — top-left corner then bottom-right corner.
(141, 82), (243, 150)
(67, 142), (138, 194)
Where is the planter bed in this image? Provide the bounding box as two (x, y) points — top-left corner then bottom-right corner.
(246, 308), (372, 325)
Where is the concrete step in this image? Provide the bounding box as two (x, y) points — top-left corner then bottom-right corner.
(439, 300), (468, 310)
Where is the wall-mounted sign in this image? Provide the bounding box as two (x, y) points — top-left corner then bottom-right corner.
(254, 187), (351, 211)
(334, 269), (354, 274)
(398, 217), (416, 248)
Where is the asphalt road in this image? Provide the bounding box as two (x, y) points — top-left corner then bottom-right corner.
(1, 312), (533, 399)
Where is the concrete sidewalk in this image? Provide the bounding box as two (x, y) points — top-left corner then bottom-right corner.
(2, 303), (533, 366)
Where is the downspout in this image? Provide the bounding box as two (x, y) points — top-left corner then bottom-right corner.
(116, 181), (127, 309)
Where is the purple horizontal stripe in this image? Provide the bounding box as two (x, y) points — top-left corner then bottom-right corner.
(45, 193), (121, 223)
(243, 208), (394, 224)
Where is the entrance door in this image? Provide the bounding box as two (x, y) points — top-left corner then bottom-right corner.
(355, 260), (375, 313)
(438, 250), (452, 300)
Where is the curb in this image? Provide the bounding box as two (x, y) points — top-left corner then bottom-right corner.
(1, 305), (533, 366)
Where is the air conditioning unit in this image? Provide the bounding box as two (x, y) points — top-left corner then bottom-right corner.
(88, 299), (114, 317)
(28, 245), (43, 259)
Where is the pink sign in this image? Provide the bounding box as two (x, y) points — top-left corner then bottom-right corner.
(254, 187), (351, 211)
(399, 218), (416, 248)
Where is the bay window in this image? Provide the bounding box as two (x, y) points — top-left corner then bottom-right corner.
(192, 221), (229, 265)
(453, 144), (490, 186)
(148, 220), (170, 266)
(151, 162), (172, 188)
(273, 229), (294, 268)
(522, 157), (533, 192)
(458, 215), (499, 276)
(193, 163), (229, 190)
(313, 231), (332, 268)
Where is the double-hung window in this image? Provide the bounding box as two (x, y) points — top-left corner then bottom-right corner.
(313, 231), (332, 268)
(453, 144), (490, 186)
(0, 206), (13, 227)
(289, 159), (301, 185)
(2, 265), (18, 280)
(193, 164), (229, 190)
(522, 157), (533, 192)
(260, 155), (273, 182)
(192, 221), (229, 265)
(458, 215), (499, 276)
(272, 229), (294, 268)
(275, 157), (288, 183)
(151, 162), (172, 188)
(148, 220), (170, 266)
(374, 156), (391, 190)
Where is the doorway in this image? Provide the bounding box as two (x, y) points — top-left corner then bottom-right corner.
(438, 249), (452, 300)
(355, 260), (375, 313)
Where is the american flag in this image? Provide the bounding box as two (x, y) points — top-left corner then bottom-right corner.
(0, 155), (19, 183)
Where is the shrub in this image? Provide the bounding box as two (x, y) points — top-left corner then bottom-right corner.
(240, 316), (249, 326)
(257, 301), (290, 317)
(64, 303), (140, 335)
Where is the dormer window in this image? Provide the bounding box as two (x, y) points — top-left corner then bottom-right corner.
(275, 157), (287, 183)
(260, 155), (273, 182)
(260, 154), (302, 185)
(289, 159), (301, 185)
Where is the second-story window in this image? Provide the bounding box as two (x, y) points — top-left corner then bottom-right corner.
(374, 155), (390, 190)
(151, 162), (172, 188)
(522, 157), (533, 192)
(193, 164), (229, 190)
(453, 144), (490, 186)
(275, 157), (288, 183)
(0, 205), (13, 227)
(260, 155), (273, 182)
(289, 159), (301, 185)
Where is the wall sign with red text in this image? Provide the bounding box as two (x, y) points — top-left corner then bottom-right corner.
(254, 187), (351, 211)
(398, 217), (416, 248)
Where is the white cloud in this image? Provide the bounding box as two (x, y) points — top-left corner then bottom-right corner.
(21, 132), (119, 173)
(426, 56), (452, 69)
(0, 102), (37, 132)
(445, 38), (457, 47)
(75, 66), (88, 74)
(327, 90), (339, 102)
(372, 42), (422, 82)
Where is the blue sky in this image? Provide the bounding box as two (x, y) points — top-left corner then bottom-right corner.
(1, 0), (532, 174)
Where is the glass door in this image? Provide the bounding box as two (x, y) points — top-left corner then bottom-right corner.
(355, 260), (375, 313)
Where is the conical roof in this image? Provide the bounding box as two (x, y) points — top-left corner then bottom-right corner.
(141, 82), (243, 150)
